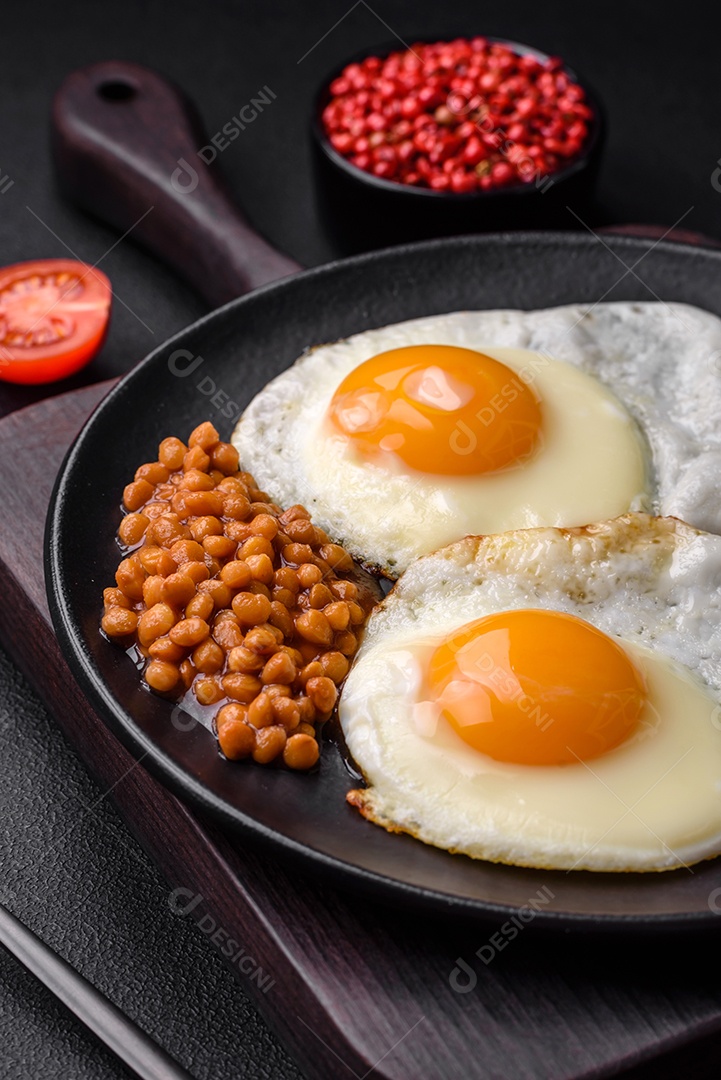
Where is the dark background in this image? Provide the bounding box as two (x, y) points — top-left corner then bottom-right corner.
(1, 1), (720, 1077)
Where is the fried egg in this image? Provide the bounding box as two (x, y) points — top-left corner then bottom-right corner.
(233, 302), (721, 577)
(340, 514), (721, 872)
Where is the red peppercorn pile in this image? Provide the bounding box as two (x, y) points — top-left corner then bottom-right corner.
(321, 37), (594, 193)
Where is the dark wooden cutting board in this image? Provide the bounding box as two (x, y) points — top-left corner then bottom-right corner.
(1, 374), (721, 1080)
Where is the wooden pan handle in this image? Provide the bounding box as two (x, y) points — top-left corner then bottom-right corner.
(51, 61), (301, 307)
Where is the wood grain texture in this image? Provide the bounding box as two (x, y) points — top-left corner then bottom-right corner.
(51, 62), (301, 307)
(0, 381), (720, 1080)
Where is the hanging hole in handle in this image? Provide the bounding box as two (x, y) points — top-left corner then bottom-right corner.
(97, 80), (137, 102)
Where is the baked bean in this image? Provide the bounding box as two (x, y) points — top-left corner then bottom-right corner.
(240, 536), (274, 561)
(335, 630), (358, 656)
(170, 489), (190, 517)
(224, 495), (252, 521)
(145, 659), (180, 692)
(249, 513), (279, 540)
(261, 651), (296, 685)
(148, 514), (190, 548)
(222, 672), (262, 703)
(300, 661), (323, 686)
(309, 583), (334, 609)
(184, 445), (211, 472)
(192, 638), (225, 674)
(102, 606), (138, 637)
(283, 518), (315, 544)
(272, 586), (296, 608)
(220, 560), (252, 590)
(279, 644), (304, 667)
(103, 587), (131, 610)
(283, 733), (319, 770)
(232, 591), (272, 626)
(225, 521), (252, 544)
(209, 441), (240, 474)
(244, 626), (279, 655)
(218, 476), (247, 494)
(348, 601), (365, 625)
(162, 571), (196, 607)
(320, 543), (354, 572)
(142, 501), (171, 521)
(142, 575), (165, 608)
(268, 601), (294, 639)
(184, 489), (224, 516)
(115, 556), (145, 601)
(306, 676), (338, 714)
(296, 562), (322, 588)
(330, 579), (358, 601)
(190, 515), (223, 542)
(283, 542), (314, 566)
(296, 609), (332, 648)
(194, 676), (224, 706)
(274, 567), (299, 593)
(227, 645), (265, 674)
(197, 579), (232, 610)
(139, 546), (177, 577)
(179, 658), (195, 689)
(123, 478), (154, 513)
(324, 601), (350, 632)
(217, 708), (256, 760)
(318, 651), (349, 683)
(263, 683), (292, 699)
(188, 421), (219, 451)
(179, 560), (210, 585)
(148, 636), (186, 663)
(246, 553), (274, 585)
(138, 602), (177, 646)
(279, 504), (309, 525)
(179, 468), (215, 491)
(252, 725), (287, 764)
(212, 616), (244, 652)
(169, 617), (210, 647)
(248, 692), (274, 728)
(135, 461), (169, 485)
(297, 638), (323, 664)
(105, 425), (375, 773)
(118, 512), (149, 546)
(296, 696), (317, 724)
(158, 436), (187, 470)
(186, 592), (214, 620)
(272, 696), (300, 731)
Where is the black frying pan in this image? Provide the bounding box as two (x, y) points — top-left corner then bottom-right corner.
(46, 62), (721, 933)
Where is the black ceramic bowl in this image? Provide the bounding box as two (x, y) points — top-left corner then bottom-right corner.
(312, 36), (605, 252)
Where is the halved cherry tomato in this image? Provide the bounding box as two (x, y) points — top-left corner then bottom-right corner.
(0, 259), (112, 385)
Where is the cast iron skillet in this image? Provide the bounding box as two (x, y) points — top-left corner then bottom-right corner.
(46, 62), (721, 933)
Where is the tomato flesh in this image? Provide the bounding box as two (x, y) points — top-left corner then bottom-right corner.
(0, 259), (112, 385)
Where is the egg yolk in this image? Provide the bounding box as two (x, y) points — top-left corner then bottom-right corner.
(427, 610), (647, 765)
(326, 345), (543, 476)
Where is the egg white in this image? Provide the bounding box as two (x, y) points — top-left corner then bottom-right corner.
(340, 514), (721, 872)
(233, 302), (721, 576)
